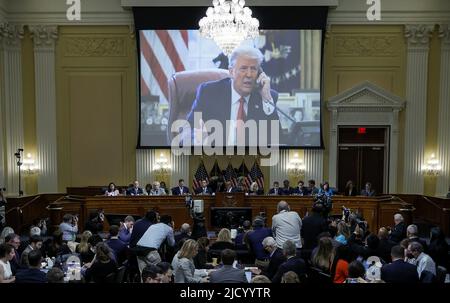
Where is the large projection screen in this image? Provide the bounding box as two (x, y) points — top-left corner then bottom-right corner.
(134, 7), (326, 149)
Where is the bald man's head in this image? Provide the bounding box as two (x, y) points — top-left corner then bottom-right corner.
(277, 201), (290, 213)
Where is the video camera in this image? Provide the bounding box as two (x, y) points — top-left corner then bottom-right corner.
(342, 205), (368, 230)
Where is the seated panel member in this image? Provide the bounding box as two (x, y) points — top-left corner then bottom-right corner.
(195, 180), (213, 195)
(171, 179), (190, 196)
(126, 180), (144, 196)
(224, 180), (238, 193)
(281, 180), (294, 195)
(344, 180), (357, 196)
(361, 182), (376, 196)
(148, 181), (166, 196)
(292, 180), (307, 196)
(248, 182), (264, 195)
(307, 179), (319, 195)
(268, 181), (282, 196)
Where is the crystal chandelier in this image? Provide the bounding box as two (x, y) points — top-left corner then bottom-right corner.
(199, 0), (260, 56)
(287, 153), (306, 178)
(422, 153), (442, 176)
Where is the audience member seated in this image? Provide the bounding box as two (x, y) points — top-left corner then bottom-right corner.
(15, 249), (47, 283)
(45, 230), (72, 259)
(0, 227), (14, 245)
(47, 267), (65, 283)
(272, 201), (302, 249)
(148, 181), (166, 196)
(344, 180), (357, 196)
(171, 179), (190, 196)
(268, 181), (282, 195)
(307, 179), (319, 195)
(292, 180), (307, 196)
(195, 180), (213, 195)
(281, 271), (300, 283)
(248, 182), (264, 195)
(76, 230), (94, 265)
(172, 239), (208, 283)
(428, 227), (449, 270)
(380, 245), (419, 283)
(5, 233), (21, 274)
(193, 237), (212, 269)
(251, 275), (271, 283)
(84, 210), (105, 234)
(272, 240), (307, 283)
(311, 237), (334, 273)
(118, 215), (134, 245)
(246, 217), (272, 267)
(209, 228), (235, 253)
(83, 242), (117, 283)
(20, 235), (43, 268)
(18, 226), (42, 255)
(0, 243), (15, 283)
(234, 220), (251, 250)
(250, 237), (286, 280)
(301, 203), (328, 252)
(175, 223), (192, 246)
(59, 214), (78, 242)
(157, 261), (173, 283)
(105, 182), (120, 196)
(209, 249), (247, 283)
(377, 227), (396, 264)
(334, 221), (350, 245)
(142, 264), (162, 283)
(361, 182), (376, 196)
(331, 244), (352, 283)
(388, 214), (407, 243)
(126, 180), (144, 196)
(407, 224), (428, 252)
(106, 225), (127, 265)
(407, 241), (436, 281)
(345, 260), (367, 283)
(281, 180), (293, 195)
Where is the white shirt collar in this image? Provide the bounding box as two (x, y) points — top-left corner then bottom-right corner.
(231, 80), (250, 105)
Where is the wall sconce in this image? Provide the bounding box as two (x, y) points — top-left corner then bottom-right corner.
(287, 153), (305, 177)
(153, 153), (171, 175)
(22, 153), (38, 175)
(422, 153), (442, 176)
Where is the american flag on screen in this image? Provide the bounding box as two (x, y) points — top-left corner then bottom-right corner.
(140, 30), (189, 103)
(193, 161), (209, 190)
(247, 160), (264, 189)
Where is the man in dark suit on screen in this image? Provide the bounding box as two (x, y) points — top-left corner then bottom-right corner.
(186, 46), (280, 146)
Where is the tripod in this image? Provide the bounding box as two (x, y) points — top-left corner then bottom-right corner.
(14, 148), (23, 196)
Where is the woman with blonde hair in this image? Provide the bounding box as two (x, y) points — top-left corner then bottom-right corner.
(335, 221), (350, 245)
(210, 228), (235, 251)
(249, 182), (263, 195)
(76, 230), (94, 264)
(311, 237), (334, 273)
(172, 239), (207, 283)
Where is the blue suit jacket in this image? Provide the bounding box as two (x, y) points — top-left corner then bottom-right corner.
(272, 256), (307, 283)
(186, 78), (280, 146)
(171, 186), (190, 195)
(15, 268), (47, 283)
(381, 259), (419, 283)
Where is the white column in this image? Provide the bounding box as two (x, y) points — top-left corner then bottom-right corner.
(270, 149), (289, 184)
(305, 149), (324, 184)
(0, 24), (24, 195)
(436, 24), (450, 196)
(136, 149), (155, 184)
(170, 153), (189, 187)
(402, 25), (433, 194)
(30, 25), (59, 193)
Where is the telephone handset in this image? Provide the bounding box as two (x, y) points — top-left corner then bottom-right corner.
(255, 67), (264, 91)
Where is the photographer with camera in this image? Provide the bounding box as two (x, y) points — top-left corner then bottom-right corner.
(59, 214), (78, 242)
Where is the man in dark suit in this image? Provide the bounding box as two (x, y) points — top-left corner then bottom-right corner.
(377, 227), (396, 264)
(389, 213), (407, 243)
(186, 46), (280, 147)
(126, 180), (144, 196)
(281, 180), (294, 195)
(223, 181), (238, 193)
(171, 179), (190, 196)
(301, 203), (328, 251)
(15, 250), (47, 283)
(106, 225), (127, 265)
(292, 180), (308, 195)
(380, 245), (419, 283)
(251, 236), (286, 280)
(209, 249), (248, 283)
(195, 180), (213, 195)
(268, 181), (282, 195)
(272, 240), (307, 283)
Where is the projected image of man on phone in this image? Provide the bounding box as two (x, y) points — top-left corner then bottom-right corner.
(186, 46), (280, 147)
